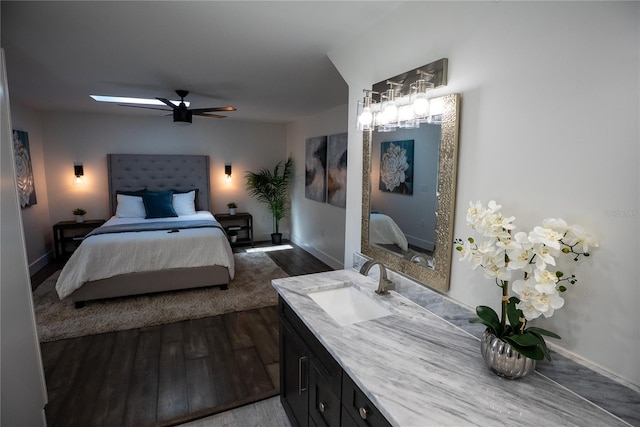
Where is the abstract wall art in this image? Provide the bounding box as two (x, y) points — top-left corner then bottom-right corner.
(305, 135), (327, 203)
(327, 132), (347, 208)
(12, 130), (37, 208)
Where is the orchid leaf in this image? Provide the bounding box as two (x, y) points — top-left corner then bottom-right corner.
(503, 336), (545, 360)
(526, 327), (561, 339)
(529, 331), (552, 361)
(470, 306), (500, 335)
(507, 332), (540, 347)
(506, 297), (524, 330)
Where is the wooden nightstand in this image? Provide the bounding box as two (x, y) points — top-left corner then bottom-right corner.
(214, 212), (254, 247)
(53, 219), (105, 260)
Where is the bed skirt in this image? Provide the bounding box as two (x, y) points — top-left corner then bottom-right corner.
(69, 265), (230, 305)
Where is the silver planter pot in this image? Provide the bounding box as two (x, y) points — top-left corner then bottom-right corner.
(480, 329), (536, 379)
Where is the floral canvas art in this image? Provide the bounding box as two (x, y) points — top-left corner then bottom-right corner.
(13, 130), (37, 208)
(327, 132), (347, 208)
(379, 140), (413, 195)
(305, 136), (327, 203)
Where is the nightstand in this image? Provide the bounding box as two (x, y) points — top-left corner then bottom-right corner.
(53, 219), (105, 260)
(214, 212), (253, 247)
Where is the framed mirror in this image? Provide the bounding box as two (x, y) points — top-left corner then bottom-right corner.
(361, 93), (460, 292)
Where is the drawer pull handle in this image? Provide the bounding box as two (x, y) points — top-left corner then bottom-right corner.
(298, 356), (308, 394)
(319, 402), (326, 413)
(359, 407), (368, 420)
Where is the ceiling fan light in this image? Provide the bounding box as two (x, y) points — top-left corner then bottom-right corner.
(173, 109), (192, 124)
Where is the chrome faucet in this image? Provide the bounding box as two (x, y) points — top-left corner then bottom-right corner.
(359, 260), (395, 295)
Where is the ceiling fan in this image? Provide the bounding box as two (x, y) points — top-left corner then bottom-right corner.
(119, 90), (236, 124)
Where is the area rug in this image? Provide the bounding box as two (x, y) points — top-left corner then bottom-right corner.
(33, 252), (288, 342)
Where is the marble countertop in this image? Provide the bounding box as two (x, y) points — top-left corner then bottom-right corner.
(273, 269), (632, 427)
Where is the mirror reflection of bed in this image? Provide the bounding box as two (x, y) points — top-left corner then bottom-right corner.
(369, 122), (441, 269)
(369, 213), (434, 268)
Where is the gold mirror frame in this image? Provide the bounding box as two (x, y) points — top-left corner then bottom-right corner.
(361, 93), (460, 292)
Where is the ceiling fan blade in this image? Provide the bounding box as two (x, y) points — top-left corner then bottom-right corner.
(156, 97), (177, 109)
(195, 112), (227, 119)
(190, 106), (236, 114)
(117, 104), (172, 112)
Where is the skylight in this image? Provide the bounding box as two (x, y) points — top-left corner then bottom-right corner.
(90, 95), (189, 107)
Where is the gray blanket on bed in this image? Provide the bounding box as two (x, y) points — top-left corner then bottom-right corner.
(86, 219), (225, 238)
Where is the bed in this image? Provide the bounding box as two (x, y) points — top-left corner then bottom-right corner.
(369, 212), (409, 252)
(55, 154), (234, 306)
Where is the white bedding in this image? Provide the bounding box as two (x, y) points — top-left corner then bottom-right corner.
(370, 213), (409, 252)
(55, 211), (234, 300)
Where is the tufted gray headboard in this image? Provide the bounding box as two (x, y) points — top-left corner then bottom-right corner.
(107, 154), (211, 216)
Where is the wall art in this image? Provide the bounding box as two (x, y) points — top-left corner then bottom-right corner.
(13, 129), (37, 208)
(379, 139), (414, 195)
(305, 135), (327, 202)
(327, 132), (347, 208)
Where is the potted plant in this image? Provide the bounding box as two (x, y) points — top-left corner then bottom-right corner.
(455, 200), (598, 378)
(72, 208), (87, 223)
(245, 156), (294, 245)
(227, 202), (238, 215)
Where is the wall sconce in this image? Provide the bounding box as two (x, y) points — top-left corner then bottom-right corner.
(357, 58), (448, 132)
(74, 164), (84, 184)
(225, 164), (232, 182)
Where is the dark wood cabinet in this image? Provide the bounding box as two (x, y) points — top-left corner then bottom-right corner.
(52, 219), (105, 260)
(214, 212), (253, 247)
(279, 297), (392, 427)
(341, 375), (392, 427)
(310, 363), (341, 427)
(280, 318), (310, 426)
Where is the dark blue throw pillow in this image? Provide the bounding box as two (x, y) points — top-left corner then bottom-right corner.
(142, 191), (178, 218)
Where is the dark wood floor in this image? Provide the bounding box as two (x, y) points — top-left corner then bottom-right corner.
(34, 241), (332, 427)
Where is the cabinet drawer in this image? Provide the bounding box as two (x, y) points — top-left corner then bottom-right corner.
(309, 364), (341, 427)
(341, 375), (392, 427)
(279, 297), (342, 393)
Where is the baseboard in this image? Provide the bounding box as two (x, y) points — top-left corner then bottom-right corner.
(29, 251), (52, 276)
(290, 238), (343, 270)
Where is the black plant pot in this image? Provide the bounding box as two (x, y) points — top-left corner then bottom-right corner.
(271, 233), (282, 245)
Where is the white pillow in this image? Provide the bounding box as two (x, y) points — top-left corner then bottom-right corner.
(115, 194), (146, 218)
(172, 190), (196, 216)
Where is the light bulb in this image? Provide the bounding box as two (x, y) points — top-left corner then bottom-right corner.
(383, 101), (397, 124)
(413, 95), (429, 117)
(358, 107), (373, 129)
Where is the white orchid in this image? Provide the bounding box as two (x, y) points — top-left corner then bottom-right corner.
(565, 224), (599, 254)
(456, 200), (597, 361)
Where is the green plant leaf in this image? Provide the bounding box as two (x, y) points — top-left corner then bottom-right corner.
(507, 333), (539, 347)
(529, 331), (552, 361)
(470, 306), (500, 335)
(245, 156), (294, 234)
(526, 327), (561, 340)
(503, 336), (545, 360)
(506, 297), (524, 331)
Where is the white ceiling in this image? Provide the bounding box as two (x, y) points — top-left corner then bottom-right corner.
(1, 1), (401, 123)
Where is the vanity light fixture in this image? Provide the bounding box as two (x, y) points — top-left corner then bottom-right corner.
(357, 90), (376, 131)
(74, 164), (84, 184)
(225, 164), (232, 181)
(357, 58), (448, 132)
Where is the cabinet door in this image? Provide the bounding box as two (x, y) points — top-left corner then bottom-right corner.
(309, 364), (341, 427)
(280, 318), (309, 427)
(341, 375), (392, 427)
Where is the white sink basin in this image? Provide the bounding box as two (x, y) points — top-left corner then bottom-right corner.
(308, 283), (393, 326)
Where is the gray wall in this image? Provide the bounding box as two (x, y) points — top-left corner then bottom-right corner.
(330, 1), (640, 386)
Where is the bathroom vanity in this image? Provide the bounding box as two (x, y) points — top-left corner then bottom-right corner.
(273, 269), (632, 427)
